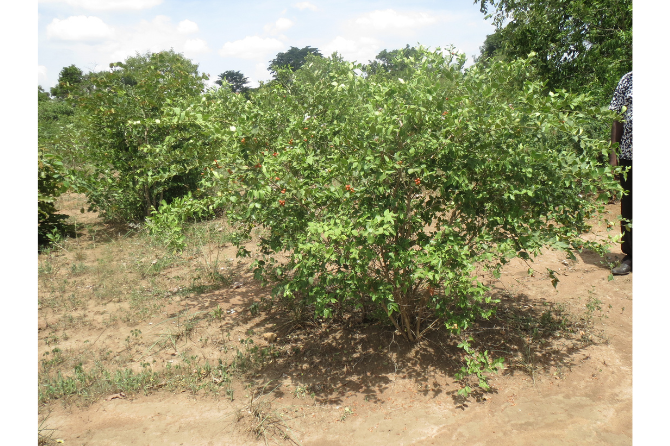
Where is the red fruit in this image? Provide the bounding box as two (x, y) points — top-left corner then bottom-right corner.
(415, 178), (421, 185)
(241, 138), (246, 143)
(273, 152), (278, 156)
(275, 177), (280, 180)
(279, 200), (285, 206)
(228, 169), (233, 174)
(304, 139), (307, 142)
(281, 189), (286, 193)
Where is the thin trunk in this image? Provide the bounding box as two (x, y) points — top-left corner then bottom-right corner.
(399, 299), (415, 342)
(381, 302), (406, 340)
(144, 185), (152, 217)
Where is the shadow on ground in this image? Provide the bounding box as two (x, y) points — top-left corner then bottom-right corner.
(165, 277), (601, 409)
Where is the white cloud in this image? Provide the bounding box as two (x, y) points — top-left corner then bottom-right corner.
(177, 19), (199, 34)
(183, 38), (210, 55)
(352, 9), (440, 32)
(218, 36), (284, 60)
(322, 36), (381, 64)
(275, 18), (294, 31)
(64, 15), (211, 67)
(38, 66), (49, 86)
(46, 15), (115, 41)
(293, 2), (317, 11)
(264, 17), (294, 35)
(38, 0), (163, 11)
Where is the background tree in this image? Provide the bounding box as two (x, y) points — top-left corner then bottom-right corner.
(475, 0), (632, 102)
(364, 45), (467, 79)
(215, 70), (250, 95)
(50, 64), (84, 99)
(364, 45), (420, 76)
(473, 30), (507, 64)
(38, 85), (51, 102)
(268, 46), (322, 78)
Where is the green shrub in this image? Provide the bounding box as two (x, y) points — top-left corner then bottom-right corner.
(38, 148), (71, 247)
(74, 50), (214, 222)
(208, 48), (622, 342)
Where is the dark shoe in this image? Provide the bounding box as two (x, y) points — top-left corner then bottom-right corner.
(612, 256), (632, 275)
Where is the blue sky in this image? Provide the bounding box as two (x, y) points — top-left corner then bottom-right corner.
(38, 0), (496, 90)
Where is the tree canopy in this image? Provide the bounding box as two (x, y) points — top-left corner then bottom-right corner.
(475, 0), (632, 101)
(216, 70), (250, 94)
(364, 45), (421, 76)
(50, 64), (84, 99)
(268, 46), (322, 78)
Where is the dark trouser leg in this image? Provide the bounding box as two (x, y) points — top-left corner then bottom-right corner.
(619, 159), (632, 257)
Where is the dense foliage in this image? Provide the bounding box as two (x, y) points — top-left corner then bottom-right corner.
(74, 50), (212, 221)
(40, 40), (625, 389)
(475, 0), (632, 103)
(268, 46), (323, 79)
(38, 86), (76, 247)
(50, 64), (84, 99)
(216, 70), (250, 95)
(151, 49), (621, 346)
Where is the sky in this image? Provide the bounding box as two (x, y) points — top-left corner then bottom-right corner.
(37, 0), (497, 90)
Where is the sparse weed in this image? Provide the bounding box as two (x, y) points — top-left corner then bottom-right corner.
(236, 382), (299, 445)
(340, 406), (354, 421)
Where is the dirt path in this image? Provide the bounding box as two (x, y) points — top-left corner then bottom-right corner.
(39, 201), (632, 445)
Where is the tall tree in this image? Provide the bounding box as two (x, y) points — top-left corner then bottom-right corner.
(475, 0), (632, 101)
(268, 46), (322, 78)
(50, 64), (84, 99)
(38, 85), (51, 102)
(216, 70), (250, 94)
(364, 45), (421, 76)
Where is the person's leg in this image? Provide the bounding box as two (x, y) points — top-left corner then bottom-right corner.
(612, 159), (632, 275)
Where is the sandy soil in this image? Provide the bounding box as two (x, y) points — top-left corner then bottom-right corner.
(39, 199), (632, 446)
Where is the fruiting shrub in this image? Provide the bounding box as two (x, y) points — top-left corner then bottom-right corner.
(210, 48), (621, 342)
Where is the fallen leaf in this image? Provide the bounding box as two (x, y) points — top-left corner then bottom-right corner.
(106, 392), (126, 401)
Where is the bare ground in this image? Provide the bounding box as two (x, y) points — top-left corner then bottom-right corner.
(38, 194), (632, 445)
